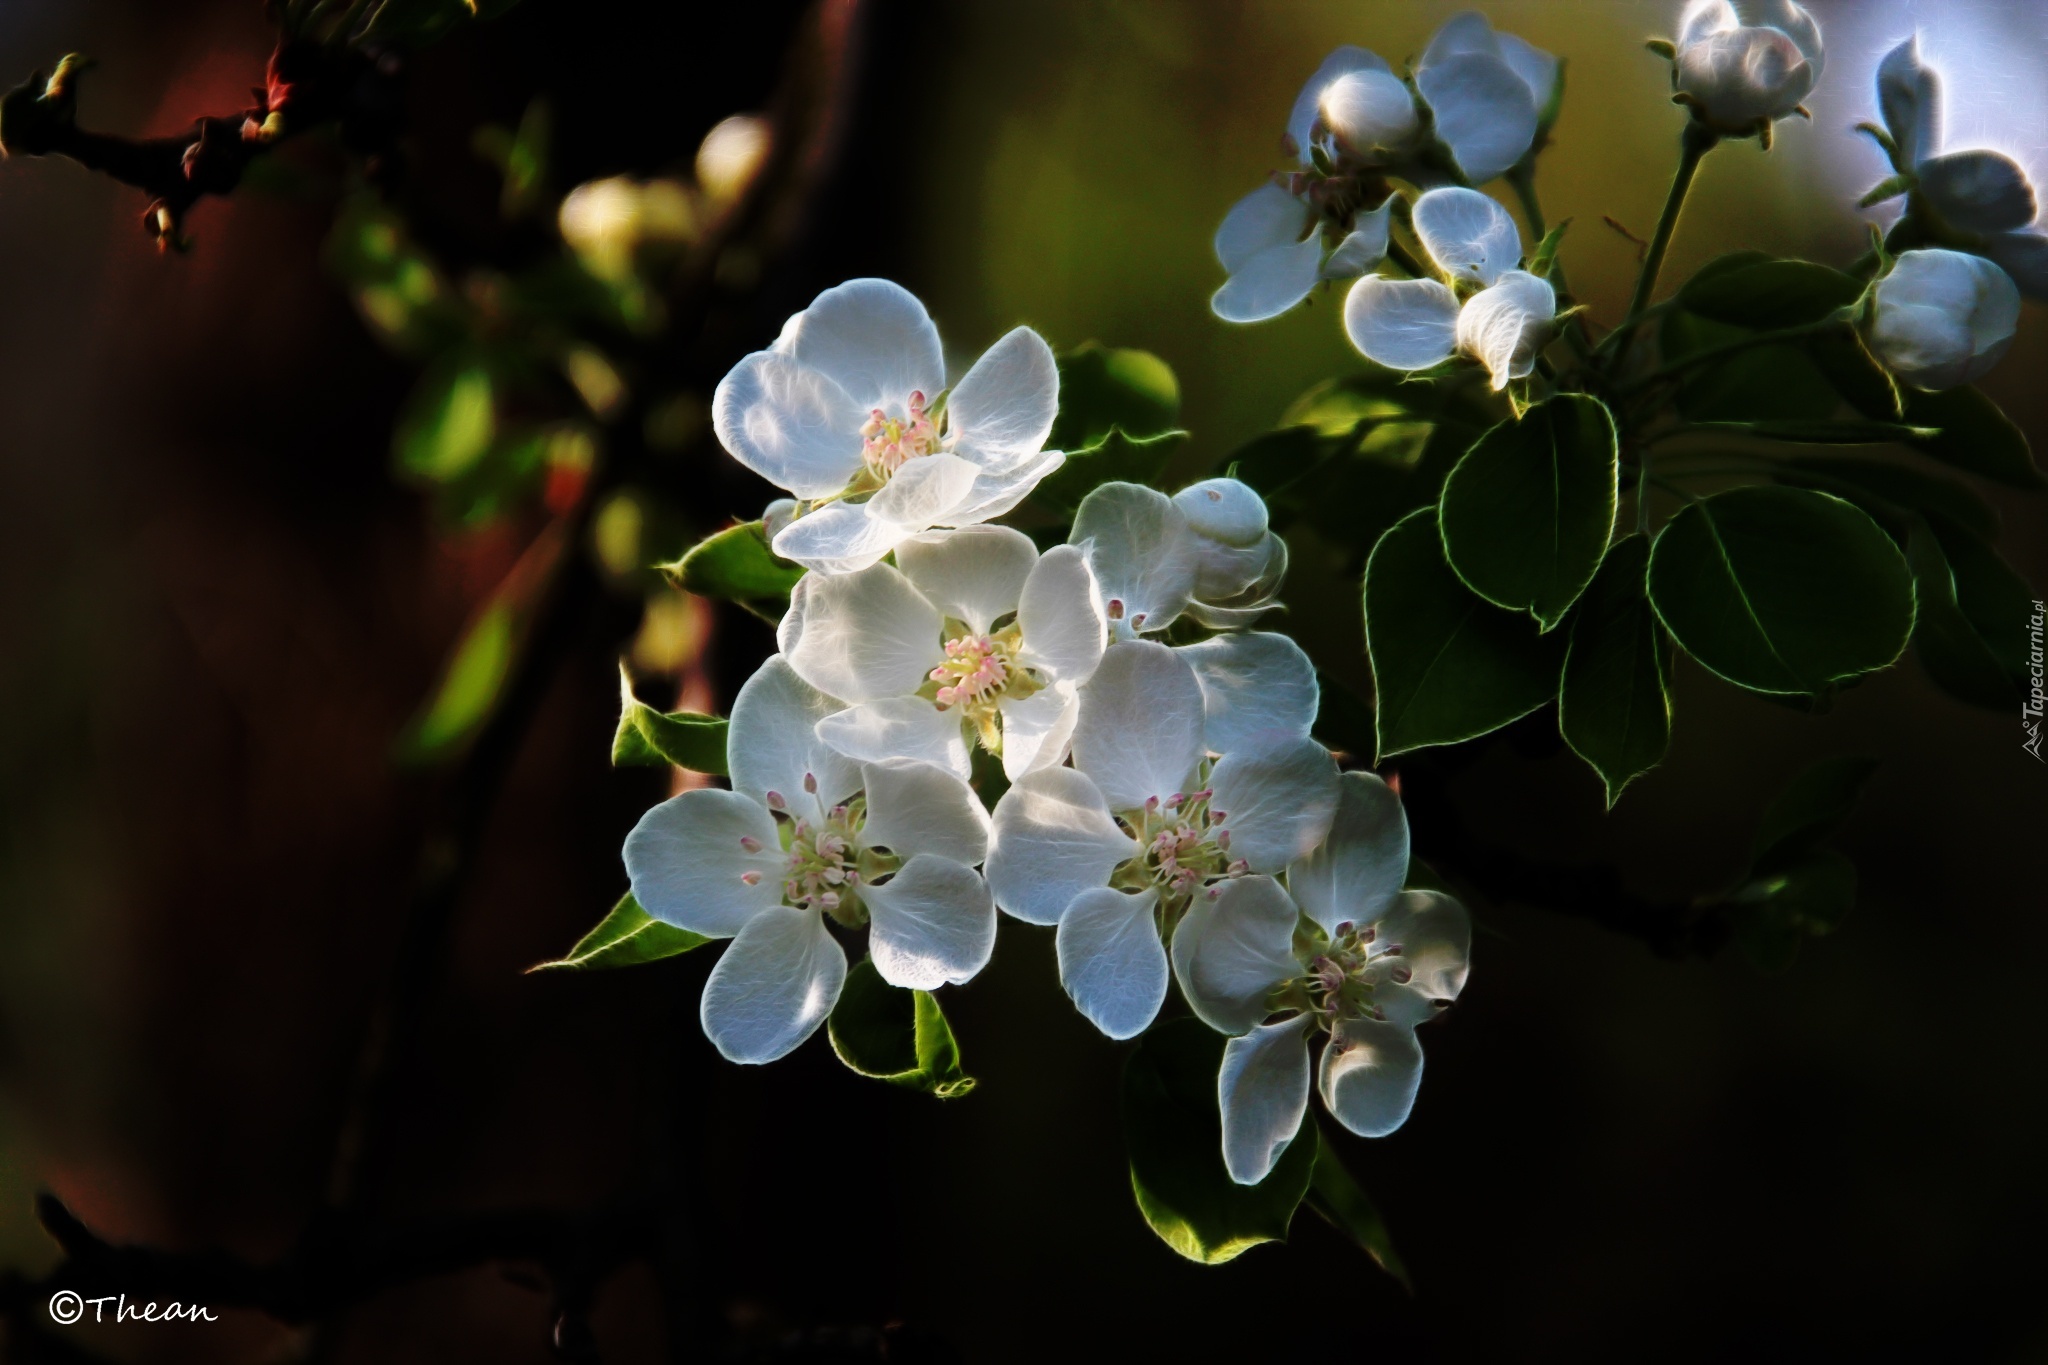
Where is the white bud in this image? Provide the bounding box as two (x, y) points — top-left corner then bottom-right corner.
(1863, 249), (2021, 391)
(1673, 0), (1824, 134)
(1316, 68), (1419, 157)
(1173, 479), (1268, 547)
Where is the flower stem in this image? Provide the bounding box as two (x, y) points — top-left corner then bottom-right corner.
(1614, 315), (1845, 398)
(1608, 123), (1719, 360)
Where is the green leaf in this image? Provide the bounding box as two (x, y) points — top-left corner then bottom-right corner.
(398, 601), (514, 762)
(396, 362), (498, 482)
(1773, 457), (1998, 540)
(1677, 256), (1862, 329)
(1646, 487), (1916, 696)
(612, 665), (728, 772)
(1438, 394), (1618, 630)
(1528, 218), (1570, 281)
(1025, 427), (1188, 516)
(659, 521), (805, 615)
(1895, 384), (2045, 489)
(1365, 508), (1565, 758)
(1751, 754), (1880, 875)
(1727, 848), (1857, 971)
(1122, 1018), (1316, 1265)
(1925, 513), (2041, 687)
(1904, 520), (2019, 708)
(1303, 1126), (1411, 1288)
(529, 893), (709, 973)
(1558, 537), (1672, 805)
(826, 958), (976, 1098)
(1047, 343), (1181, 451)
(1679, 419), (1938, 445)
(1660, 310), (1840, 423)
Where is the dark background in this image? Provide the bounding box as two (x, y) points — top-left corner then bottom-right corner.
(0, 1), (2043, 1360)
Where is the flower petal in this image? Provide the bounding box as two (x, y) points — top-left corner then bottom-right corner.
(1420, 10), (1501, 67)
(984, 766), (1139, 925)
(1497, 32), (1561, 111)
(1985, 231), (2048, 301)
(1287, 46), (1396, 162)
(1287, 770), (1411, 936)
(816, 697), (971, 779)
(857, 758), (990, 867)
(1918, 151), (2038, 235)
(624, 788), (783, 937)
(700, 905), (847, 1064)
(1170, 874), (1301, 1035)
(711, 351), (866, 498)
(1877, 34), (1939, 169)
(1736, 0), (1823, 67)
(895, 525), (1037, 634)
(1016, 544), (1106, 685)
(777, 278), (944, 413)
(1456, 269), (1556, 390)
(1215, 183), (1315, 274)
(1368, 890), (1473, 1025)
(997, 684), (1081, 779)
(728, 656), (862, 807)
(770, 501), (904, 575)
(940, 449), (1068, 526)
(1318, 1016), (1425, 1138)
(862, 853), (996, 990)
(1071, 640), (1207, 813)
(1173, 478), (1268, 547)
(1212, 235), (1325, 324)
(1342, 276), (1460, 372)
(948, 326), (1059, 471)
(1320, 201), (1392, 281)
(779, 561), (941, 704)
(866, 451), (981, 530)
(1175, 632), (1319, 757)
(1207, 737), (1339, 874)
(1056, 886), (1168, 1039)
(1069, 482), (1199, 639)
(1219, 1016), (1313, 1185)
(1411, 187), (1522, 285)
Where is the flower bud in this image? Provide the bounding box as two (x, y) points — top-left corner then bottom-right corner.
(1672, 0), (1823, 135)
(1173, 479), (1267, 548)
(1316, 68), (1418, 158)
(1862, 248), (2021, 391)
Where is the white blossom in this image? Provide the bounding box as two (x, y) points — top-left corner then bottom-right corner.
(1342, 188), (1555, 389)
(712, 279), (1065, 574)
(622, 657), (995, 1064)
(776, 525), (1108, 781)
(1169, 772), (1472, 1183)
(1672, 0), (1824, 136)
(1862, 248), (2021, 391)
(983, 642), (1339, 1040)
(1071, 480), (1288, 640)
(1414, 12), (1560, 185)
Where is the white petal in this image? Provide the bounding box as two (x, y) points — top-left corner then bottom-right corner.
(1287, 46), (1396, 161)
(1456, 269), (1556, 390)
(1877, 34), (1939, 169)
(779, 561), (941, 704)
(947, 326), (1059, 470)
(1497, 32), (1561, 110)
(1319, 1016), (1425, 1138)
(1069, 482), (1199, 638)
(1212, 235), (1324, 324)
(1215, 183), (1315, 274)
(728, 656), (861, 807)
(1055, 886), (1167, 1039)
(1287, 770), (1411, 936)
(1176, 632), (1319, 757)
(1411, 187), (1522, 285)
(1172, 478), (1268, 547)
(895, 525), (1037, 633)
(1170, 874), (1301, 1035)
(866, 451), (980, 530)
(997, 685), (1081, 779)
(1320, 202), (1391, 281)
(1189, 535), (1276, 604)
(1918, 151), (2038, 235)
(778, 278), (944, 413)
(816, 698), (970, 779)
(1207, 737), (1340, 874)
(857, 758), (989, 866)
(862, 854), (996, 989)
(984, 766), (1139, 925)
(1368, 890), (1473, 1025)
(700, 905), (846, 1064)
(1317, 67), (1421, 157)
(1677, 0), (1737, 52)
(1219, 1016), (1313, 1185)
(1016, 544), (1106, 685)
(1984, 231), (2048, 302)
(939, 449), (1067, 526)
(1071, 640), (1206, 813)
(711, 351), (865, 498)
(623, 789), (783, 937)
(1419, 52), (1538, 183)
(1737, 0), (1823, 67)
(770, 501), (904, 575)
(1342, 276), (1459, 372)
(1420, 11), (1501, 67)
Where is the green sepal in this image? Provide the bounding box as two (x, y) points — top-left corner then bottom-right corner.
(1558, 537), (1673, 807)
(1303, 1125), (1411, 1289)
(826, 957), (977, 1099)
(659, 521), (805, 618)
(612, 665), (728, 773)
(1122, 1019), (1317, 1265)
(1528, 217), (1571, 280)
(528, 892), (710, 973)
(1858, 173), (1914, 208)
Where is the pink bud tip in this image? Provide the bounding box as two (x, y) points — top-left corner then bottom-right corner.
(739, 835), (762, 852)
(765, 791), (787, 810)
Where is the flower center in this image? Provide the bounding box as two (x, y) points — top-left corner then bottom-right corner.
(1269, 920), (1407, 1026)
(748, 780), (898, 927)
(1110, 773), (1250, 918)
(926, 622), (1040, 753)
(860, 390), (941, 478)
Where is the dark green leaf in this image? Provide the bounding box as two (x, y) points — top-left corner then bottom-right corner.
(529, 893), (709, 973)
(660, 521), (805, 614)
(1025, 428), (1188, 516)
(827, 958), (976, 1098)
(1123, 1018), (1316, 1264)
(1304, 1125), (1410, 1288)
(613, 665), (728, 773)
(1751, 754), (1880, 875)
(1905, 520), (2018, 708)
(1439, 394), (1618, 630)
(1896, 384), (2044, 489)
(1773, 457), (1998, 540)
(1365, 509), (1565, 758)
(1048, 343), (1181, 451)
(1727, 848), (1858, 971)
(1646, 488), (1915, 696)
(1558, 537), (1671, 806)
(1925, 513), (2041, 687)
(1678, 256), (1863, 329)
(1661, 310), (1840, 423)
(1680, 419), (1938, 445)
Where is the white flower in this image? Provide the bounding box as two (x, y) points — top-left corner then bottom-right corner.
(1874, 37), (2048, 300)
(1070, 480), (1289, 639)
(1342, 188), (1556, 389)
(1862, 248), (2021, 391)
(1672, 0), (1823, 136)
(711, 279), (1065, 574)
(622, 656), (995, 1064)
(1169, 772), (1472, 1184)
(983, 641), (1340, 1040)
(776, 525), (1107, 781)
(1414, 11), (1561, 185)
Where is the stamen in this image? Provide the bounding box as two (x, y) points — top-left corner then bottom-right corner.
(740, 870), (762, 885)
